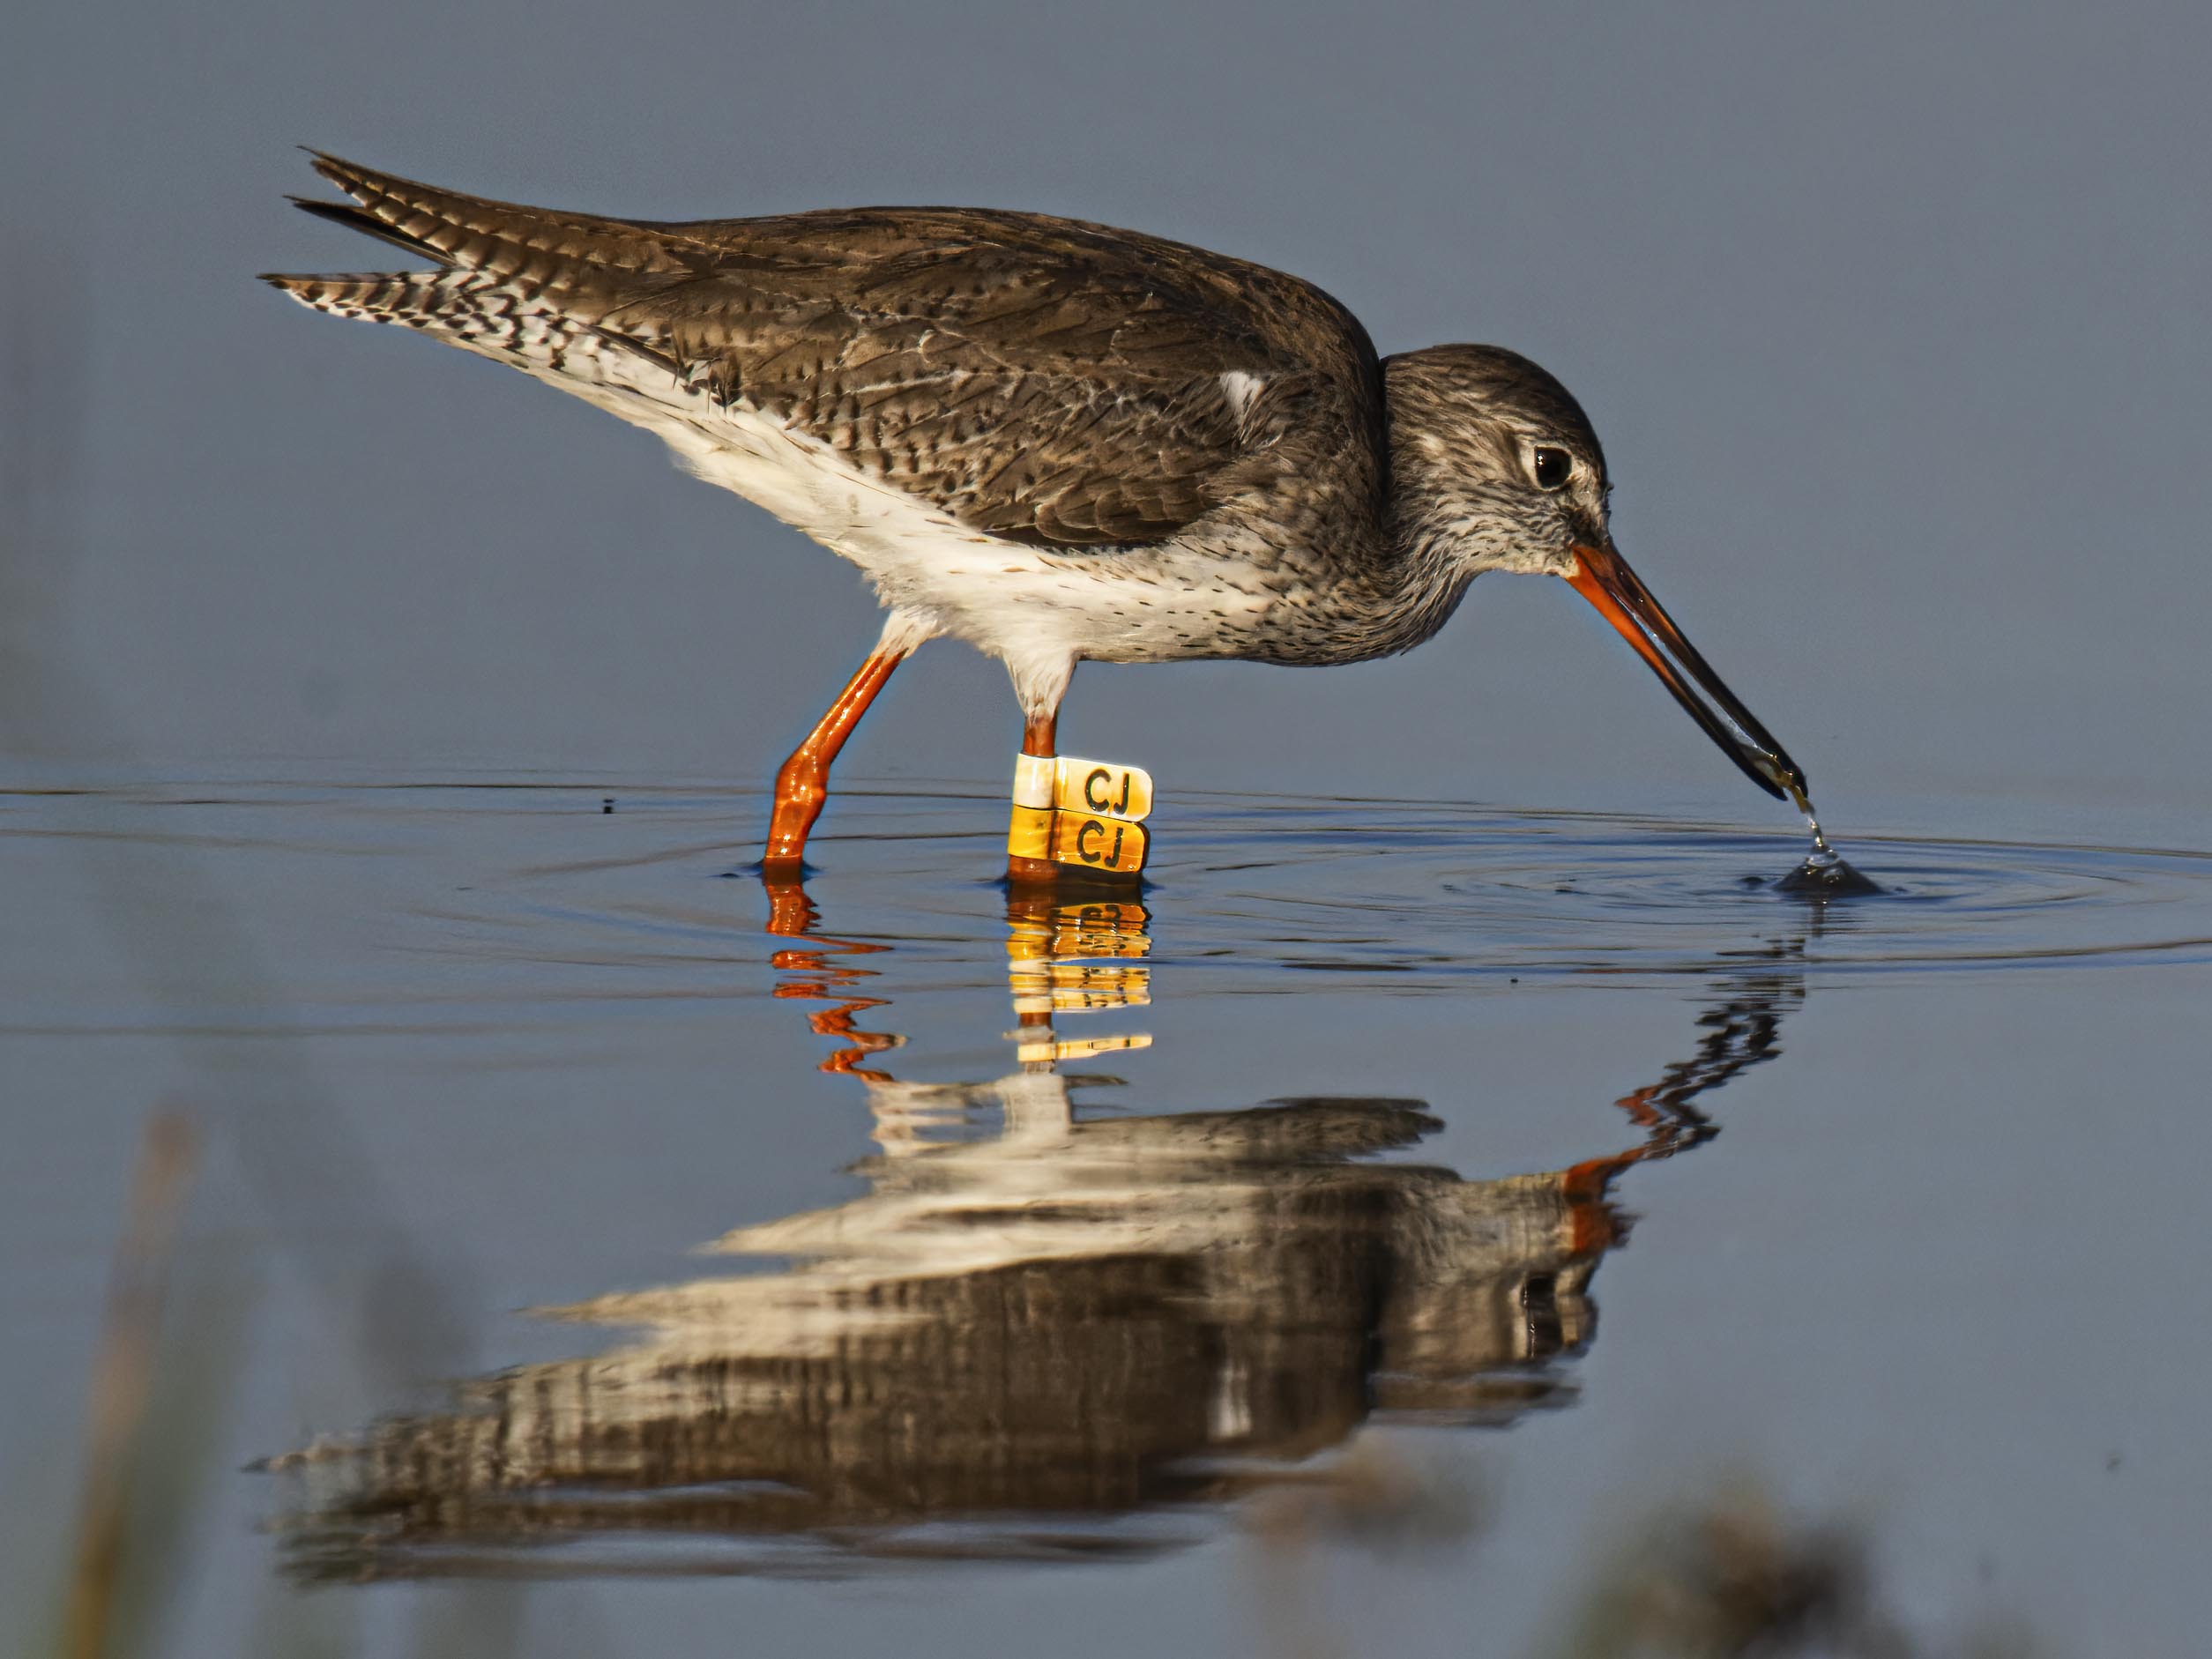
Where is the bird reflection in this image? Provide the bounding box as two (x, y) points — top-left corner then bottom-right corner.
(270, 879), (1807, 1581)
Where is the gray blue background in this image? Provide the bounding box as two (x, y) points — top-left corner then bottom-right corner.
(9, 0), (2207, 832)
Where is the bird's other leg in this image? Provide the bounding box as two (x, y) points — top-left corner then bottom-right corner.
(761, 614), (925, 882)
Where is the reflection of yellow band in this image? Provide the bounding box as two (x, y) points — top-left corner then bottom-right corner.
(1007, 900), (1151, 962)
(1009, 963), (1151, 1015)
(1017, 1033), (1151, 1064)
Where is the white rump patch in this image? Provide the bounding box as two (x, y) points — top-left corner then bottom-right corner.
(1218, 370), (1266, 422)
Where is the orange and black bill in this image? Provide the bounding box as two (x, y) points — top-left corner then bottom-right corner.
(1566, 542), (1806, 803)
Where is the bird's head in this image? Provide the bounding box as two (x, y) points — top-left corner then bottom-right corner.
(1383, 344), (1807, 804)
(1384, 343), (1608, 579)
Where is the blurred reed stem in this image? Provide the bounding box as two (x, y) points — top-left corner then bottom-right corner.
(61, 1112), (196, 1659)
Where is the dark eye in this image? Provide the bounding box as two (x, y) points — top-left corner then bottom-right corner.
(1532, 447), (1573, 490)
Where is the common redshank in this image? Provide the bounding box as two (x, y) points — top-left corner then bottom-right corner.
(265, 155), (1809, 880)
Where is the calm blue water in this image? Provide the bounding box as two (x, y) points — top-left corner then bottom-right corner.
(6, 778), (2209, 1654)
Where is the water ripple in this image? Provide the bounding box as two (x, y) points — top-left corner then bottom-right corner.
(1121, 799), (2212, 978)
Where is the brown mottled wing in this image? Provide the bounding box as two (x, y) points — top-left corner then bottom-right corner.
(282, 157), (1386, 548)
(610, 209), (1385, 547)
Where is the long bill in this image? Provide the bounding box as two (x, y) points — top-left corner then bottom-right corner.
(1565, 541), (1806, 804)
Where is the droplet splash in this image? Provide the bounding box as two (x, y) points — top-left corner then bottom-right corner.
(1776, 785), (1883, 896)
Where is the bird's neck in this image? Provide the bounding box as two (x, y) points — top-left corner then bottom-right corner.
(1382, 510), (1485, 645)
(1306, 472), (1486, 663)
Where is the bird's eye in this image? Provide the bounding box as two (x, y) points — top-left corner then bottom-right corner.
(1532, 447), (1573, 491)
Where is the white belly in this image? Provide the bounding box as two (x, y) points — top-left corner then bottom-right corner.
(479, 331), (1275, 703)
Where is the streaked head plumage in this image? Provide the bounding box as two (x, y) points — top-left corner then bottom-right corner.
(1382, 344), (1610, 577)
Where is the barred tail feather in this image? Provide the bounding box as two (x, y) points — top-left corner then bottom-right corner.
(262, 153), (700, 375)
(287, 196), (450, 263)
(298, 152), (697, 284)
(259, 268), (458, 324)
(257, 267), (610, 378)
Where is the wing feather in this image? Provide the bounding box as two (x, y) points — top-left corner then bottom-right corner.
(283, 159), (1387, 548)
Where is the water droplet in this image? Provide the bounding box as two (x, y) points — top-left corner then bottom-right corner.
(1786, 783), (1834, 856)
(1775, 841), (1884, 896)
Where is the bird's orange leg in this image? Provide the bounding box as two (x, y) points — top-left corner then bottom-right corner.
(761, 644), (907, 879)
(1005, 707), (1059, 885)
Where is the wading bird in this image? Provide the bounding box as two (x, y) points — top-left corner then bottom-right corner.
(266, 155), (1806, 880)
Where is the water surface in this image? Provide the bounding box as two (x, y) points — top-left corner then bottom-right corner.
(6, 778), (2209, 1654)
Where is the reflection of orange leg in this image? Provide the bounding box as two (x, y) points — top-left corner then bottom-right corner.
(771, 935), (899, 1077)
(760, 876), (818, 939)
(1614, 1083), (1665, 1131)
(1559, 1082), (1717, 1255)
(1005, 707), (1059, 885)
(1560, 1153), (1636, 1256)
(761, 644), (908, 878)
(801, 994), (901, 1080)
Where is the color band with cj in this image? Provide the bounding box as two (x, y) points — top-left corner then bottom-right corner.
(1007, 755), (1155, 874)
